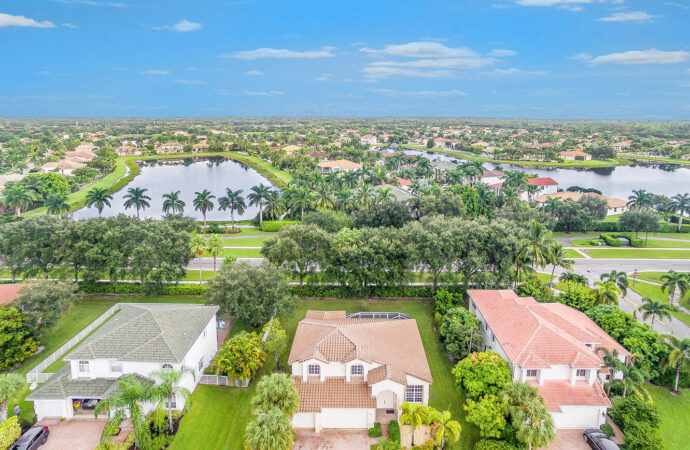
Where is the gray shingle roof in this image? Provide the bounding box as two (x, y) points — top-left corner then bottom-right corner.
(64, 303), (218, 363)
(26, 366), (149, 400)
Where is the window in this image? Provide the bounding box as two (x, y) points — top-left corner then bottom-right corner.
(78, 361), (89, 373)
(576, 369), (588, 378)
(526, 369), (539, 378)
(163, 363), (173, 370)
(198, 358), (204, 371)
(203, 329), (207, 337)
(585, 343), (593, 349)
(110, 361), (123, 373)
(405, 385), (423, 403)
(351, 365), (363, 376)
(308, 364), (320, 375)
(165, 399), (177, 409)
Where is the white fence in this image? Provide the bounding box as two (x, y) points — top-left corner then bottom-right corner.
(26, 303), (124, 384)
(199, 375), (249, 388)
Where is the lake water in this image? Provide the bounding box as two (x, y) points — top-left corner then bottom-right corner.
(404, 149), (690, 199)
(71, 157), (274, 220)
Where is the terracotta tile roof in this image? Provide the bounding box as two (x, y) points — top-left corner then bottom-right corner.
(529, 380), (611, 413)
(559, 150), (591, 157)
(288, 311), (432, 383)
(527, 177), (558, 186)
(0, 284), (24, 305)
(366, 365), (407, 386)
(468, 290), (627, 369)
(534, 192), (628, 209)
(293, 377), (376, 412)
(317, 159), (363, 170)
(482, 170), (504, 177)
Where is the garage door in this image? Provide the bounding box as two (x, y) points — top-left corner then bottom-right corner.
(292, 413), (315, 429)
(320, 408), (369, 429)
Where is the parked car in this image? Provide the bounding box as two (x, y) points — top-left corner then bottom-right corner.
(10, 426), (49, 450)
(583, 429), (619, 450)
(81, 399), (99, 409)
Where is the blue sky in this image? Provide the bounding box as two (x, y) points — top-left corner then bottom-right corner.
(1, 0), (689, 119)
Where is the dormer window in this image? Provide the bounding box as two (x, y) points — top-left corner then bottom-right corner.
(351, 365), (363, 376)
(576, 369), (589, 378)
(526, 369), (539, 379)
(308, 364), (320, 375)
(78, 361), (89, 373)
(585, 343), (594, 349)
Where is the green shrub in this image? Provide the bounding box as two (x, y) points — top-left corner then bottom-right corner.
(473, 439), (516, 449)
(0, 416), (21, 450)
(600, 233), (622, 247)
(434, 288), (462, 315)
(368, 422), (383, 438)
(94, 431), (135, 450)
(288, 284), (466, 299)
(388, 420), (400, 443)
(600, 422), (614, 437)
(261, 220), (299, 232)
(78, 282), (206, 295)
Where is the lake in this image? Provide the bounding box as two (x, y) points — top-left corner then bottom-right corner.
(404, 149), (690, 199)
(71, 157), (274, 220)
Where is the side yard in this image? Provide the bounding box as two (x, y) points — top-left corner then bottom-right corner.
(647, 385), (690, 450)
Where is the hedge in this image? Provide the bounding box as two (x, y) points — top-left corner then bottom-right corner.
(593, 221), (690, 233)
(600, 233), (644, 247)
(289, 284), (466, 299)
(473, 440), (517, 450)
(78, 282), (206, 295)
(388, 420), (400, 443)
(368, 422), (382, 438)
(260, 220), (299, 232)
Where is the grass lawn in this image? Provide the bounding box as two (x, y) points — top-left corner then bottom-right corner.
(172, 298), (479, 450)
(198, 227), (277, 237)
(602, 215), (621, 223)
(628, 281), (690, 326)
(220, 237), (269, 247)
(646, 385), (690, 450)
(635, 271), (689, 284)
(618, 153), (690, 166)
(563, 249), (584, 258)
(582, 249), (690, 259)
(571, 239), (690, 249)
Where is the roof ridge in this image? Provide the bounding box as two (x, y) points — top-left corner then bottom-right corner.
(125, 309), (178, 361)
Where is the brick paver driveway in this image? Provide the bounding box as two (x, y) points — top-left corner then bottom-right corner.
(37, 418), (108, 450)
(547, 429), (590, 450)
(293, 429), (376, 449)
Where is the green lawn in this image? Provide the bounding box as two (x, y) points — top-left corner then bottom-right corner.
(602, 215), (621, 223)
(571, 239), (690, 249)
(618, 153), (690, 166)
(646, 385), (690, 450)
(220, 237), (269, 247)
(198, 227), (276, 237)
(628, 281), (690, 326)
(172, 298), (479, 450)
(635, 271), (689, 284)
(582, 249), (690, 259)
(563, 249), (584, 258)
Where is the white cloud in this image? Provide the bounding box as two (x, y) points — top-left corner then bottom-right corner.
(360, 41), (479, 58)
(61, 23), (78, 28)
(582, 49), (689, 65)
(597, 11), (661, 22)
(243, 90), (284, 96)
(171, 79), (205, 84)
(315, 73), (334, 81)
(369, 57), (495, 69)
(369, 88), (468, 97)
(0, 13), (55, 28)
(567, 52), (593, 61)
(492, 67), (549, 75)
(141, 70), (170, 75)
(224, 47), (335, 59)
(244, 70), (265, 76)
(363, 67), (455, 80)
(489, 49), (518, 57)
(154, 19), (202, 32)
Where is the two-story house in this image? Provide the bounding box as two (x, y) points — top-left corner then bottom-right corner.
(467, 290), (628, 429)
(28, 303), (219, 420)
(288, 311), (432, 432)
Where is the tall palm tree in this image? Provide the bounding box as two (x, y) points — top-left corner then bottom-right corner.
(149, 366), (193, 433)
(669, 193), (690, 232)
(289, 187), (313, 220)
(218, 188), (246, 229)
(501, 170), (528, 190)
(355, 185), (374, 207)
(638, 297), (673, 326)
(0, 373), (24, 422)
(334, 189), (352, 213)
(1, 184), (38, 216)
(162, 190), (185, 215)
(85, 187), (113, 218)
(619, 358), (648, 398)
(45, 194), (70, 218)
(662, 335), (690, 392)
(514, 248), (532, 289)
(559, 272), (588, 286)
(500, 382), (555, 450)
(628, 189), (653, 209)
(429, 409), (462, 449)
(543, 197), (561, 218)
(660, 270), (689, 306)
(313, 186), (334, 211)
(190, 235), (206, 285)
(593, 280), (621, 306)
(375, 187), (395, 204)
(206, 235), (224, 277)
(399, 402), (429, 447)
(94, 375), (153, 450)
(123, 187), (151, 219)
(597, 347), (624, 394)
(546, 241), (574, 286)
(248, 184), (271, 231)
(193, 189), (216, 226)
(244, 407), (294, 450)
(265, 189), (285, 220)
(599, 270), (629, 296)
(519, 219), (553, 271)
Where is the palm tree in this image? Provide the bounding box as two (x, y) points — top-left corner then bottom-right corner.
(190, 235), (206, 285)
(289, 187), (313, 220)
(638, 297), (673, 326)
(593, 280), (621, 306)
(313, 186), (334, 210)
(45, 194), (70, 218)
(218, 188), (246, 229)
(244, 407), (294, 450)
(429, 409), (461, 449)
(514, 249), (532, 289)
(123, 187), (151, 219)
(334, 189), (352, 213)
(265, 189), (285, 220)
(149, 366), (193, 433)
(355, 185), (374, 207)
(248, 184), (271, 231)
(501, 170), (528, 190)
(206, 235), (224, 277)
(375, 438), (402, 450)
(600, 270), (629, 296)
(559, 272), (588, 286)
(193, 189), (216, 226)
(2, 184), (38, 216)
(628, 189), (653, 209)
(85, 187), (113, 218)
(500, 382), (555, 450)
(543, 197), (561, 218)
(597, 347), (624, 394)
(519, 219), (553, 271)
(375, 187), (395, 204)
(662, 335), (690, 392)
(162, 190), (185, 215)
(619, 359), (648, 398)
(660, 270), (689, 306)
(669, 193), (690, 232)
(0, 373), (24, 422)
(399, 402), (429, 446)
(94, 374), (153, 450)
(546, 241), (574, 286)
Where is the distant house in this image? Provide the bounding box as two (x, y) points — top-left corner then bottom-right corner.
(559, 150), (592, 161)
(478, 169), (504, 186)
(41, 160), (86, 175)
(289, 310), (432, 432)
(65, 150), (97, 161)
(192, 142), (210, 153)
(468, 290), (628, 429)
(535, 191), (629, 216)
(611, 140), (632, 152)
(283, 145), (302, 154)
(361, 134), (377, 145)
(489, 177), (558, 201)
(317, 159), (363, 173)
(116, 146), (142, 156)
(307, 151), (328, 159)
(156, 142), (184, 154)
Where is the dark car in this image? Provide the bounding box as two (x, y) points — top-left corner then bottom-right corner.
(81, 399), (99, 409)
(583, 429), (619, 450)
(10, 426), (49, 450)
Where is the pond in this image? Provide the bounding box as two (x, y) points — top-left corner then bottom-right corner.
(71, 157), (275, 220)
(403, 149), (690, 199)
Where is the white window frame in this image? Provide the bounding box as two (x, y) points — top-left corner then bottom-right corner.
(109, 361), (123, 374)
(78, 360), (90, 374)
(198, 357), (204, 371)
(405, 385), (423, 403)
(576, 369), (588, 378)
(165, 399), (177, 409)
(351, 365), (363, 376)
(526, 369), (539, 379)
(308, 364), (320, 375)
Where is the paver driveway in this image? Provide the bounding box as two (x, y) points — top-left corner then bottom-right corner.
(37, 417), (131, 450)
(293, 429), (376, 450)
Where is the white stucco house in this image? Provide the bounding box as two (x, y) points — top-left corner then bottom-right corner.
(467, 290), (628, 429)
(288, 310), (432, 432)
(28, 303), (219, 420)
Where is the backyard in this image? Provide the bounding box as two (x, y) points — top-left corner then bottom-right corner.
(647, 385), (690, 450)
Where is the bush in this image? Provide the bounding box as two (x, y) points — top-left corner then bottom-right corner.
(434, 288), (462, 316)
(600, 233), (622, 247)
(600, 422), (614, 437)
(261, 220), (299, 232)
(474, 440), (517, 450)
(368, 422), (383, 438)
(200, 223), (224, 234)
(600, 232), (645, 248)
(289, 284), (466, 299)
(94, 431), (136, 450)
(0, 416), (21, 450)
(388, 420), (400, 443)
(516, 275), (554, 302)
(77, 282), (206, 295)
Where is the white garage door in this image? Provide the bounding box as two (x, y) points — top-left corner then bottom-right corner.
(292, 413), (315, 429)
(320, 408), (369, 429)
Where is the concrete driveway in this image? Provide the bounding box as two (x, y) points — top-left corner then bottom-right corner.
(547, 429), (590, 450)
(293, 429), (376, 449)
(37, 417), (131, 450)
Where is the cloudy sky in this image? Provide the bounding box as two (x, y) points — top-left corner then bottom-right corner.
(1, 0), (688, 119)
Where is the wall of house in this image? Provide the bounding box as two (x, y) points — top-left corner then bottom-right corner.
(292, 412), (316, 429)
(320, 408), (375, 430)
(552, 405), (607, 429)
(33, 399), (72, 421)
(180, 315), (219, 401)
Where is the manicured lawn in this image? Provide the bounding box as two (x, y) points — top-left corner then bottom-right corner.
(582, 249), (690, 259)
(571, 239), (690, 249)
(563, 249), (584, 258)
(646, 385), (690, 450)
(172, 298), (479, 450)
(602, 215), (621, 223)
(618, 153), (690, 166)
(220, 237), (269, 247)
(198, 227), (276, 236)
(635, 271), (689, 284)
(644, 232), (690, 241)
(201, 248), (262, 258)
(182, 270), (217, 282)
(628, 281), (690, 326)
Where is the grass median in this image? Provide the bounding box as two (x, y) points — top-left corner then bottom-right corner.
(628, 280), (690, 325)
(582, 249), (690, 259)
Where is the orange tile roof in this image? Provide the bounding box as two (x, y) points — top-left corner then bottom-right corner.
(529, 380), (611, 412)
(317, 159), (363, 170)
(0, 284), (24, 305)
(559, 150), (591, 157)
(534, 192), (628, 208)
(527, 177), (558, 186)
(293, 377), (376, 412)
